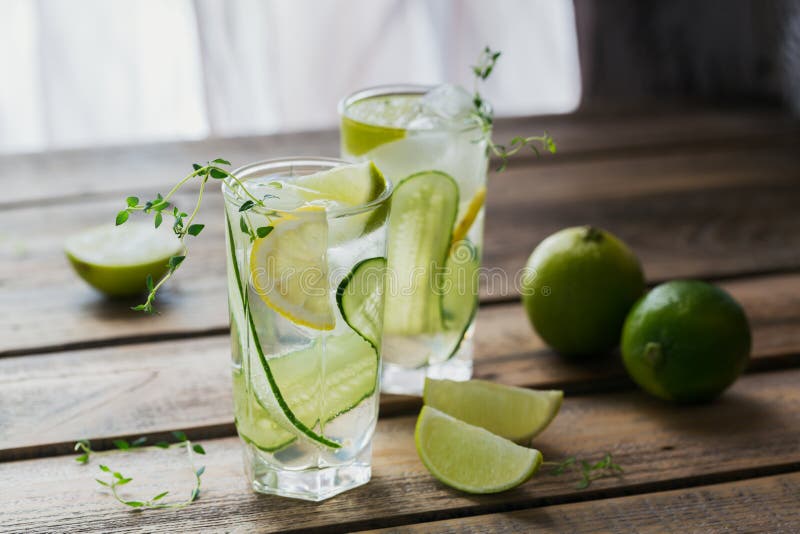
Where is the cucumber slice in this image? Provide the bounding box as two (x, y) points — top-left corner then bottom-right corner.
(225, 213), (340, 449)
(384, 171), (459, 335)
(244, 332), (378, 451)
(337, 257), (387, 350)
(440, 239), (480, 358)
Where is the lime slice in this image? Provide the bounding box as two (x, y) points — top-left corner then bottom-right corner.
(337, 257), (387, 350)
(423, 379), (563, 443)
(249, 206), (334, 330)
(452, 186), (486, 244)
(341, 95), (420, 156)
(292, 161), (387, 207)
(64, 222), (183, 297)
(415, 406), (543, 494)
(384, 171), (459, 335)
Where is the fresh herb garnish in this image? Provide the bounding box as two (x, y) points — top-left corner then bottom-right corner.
(471, 46), (557, 171)
(75, 432), (206, 510)
(544, 452), (624, 489)
(116, 158), (271, 313)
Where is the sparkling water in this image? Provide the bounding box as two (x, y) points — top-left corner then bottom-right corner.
(341, 84), (490, 394)
(223, 159), (390, 501)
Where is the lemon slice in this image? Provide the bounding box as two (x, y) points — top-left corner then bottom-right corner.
(249, 206), (334, 330)
(415, 406), (543, 494)
(452, 186), (486, 245)
(423, 379), (563, 443)
(65, 222), (183, 297)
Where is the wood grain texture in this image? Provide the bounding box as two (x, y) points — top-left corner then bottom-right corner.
(1, 272), (799, 460)
(2, 110), (797, 207)
(367, 472), (800, 533)
(3, 143), (799, 356)
(1, 368), (798, 533)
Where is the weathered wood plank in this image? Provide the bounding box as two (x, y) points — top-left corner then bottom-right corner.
(2, 110), (797, 206)
(1, 272), (799, 460)
(366, 472), (800, 533)
(1, 368), (798, 533)
(2, 144), (799, 355)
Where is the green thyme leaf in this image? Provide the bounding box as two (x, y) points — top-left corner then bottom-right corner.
(168, 255), (186, 272)
(126, 196), (139, 207)
(192, 444), (206, 455)
(212, 158), (231, 165)
(115, 210), (130, 226)
(256, 226), (273, 238)
(187, 224), (205, 236)
(209, 168), (227, 179)
(239, 200), (255, 212)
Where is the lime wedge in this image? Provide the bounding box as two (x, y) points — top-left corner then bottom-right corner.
(415, 406), (543, 494)
(337, 257), (387, 350)
(249, 206), (334, 330)
(291, 161), (388, 207)
(423, 379), (563, 443)
(65, 222), (183, 297)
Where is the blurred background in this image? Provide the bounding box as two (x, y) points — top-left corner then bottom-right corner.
(3, 0), (797, 156)
(0, 0), (582, 154)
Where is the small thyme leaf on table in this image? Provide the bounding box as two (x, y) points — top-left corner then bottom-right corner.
(469, 45), (557, 171)
(544, 452), (624, 489)
(76, 432), (206, 510)
(115, 158), (270, 313)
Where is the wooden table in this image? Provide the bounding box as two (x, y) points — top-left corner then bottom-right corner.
(1, 107), (799, 533)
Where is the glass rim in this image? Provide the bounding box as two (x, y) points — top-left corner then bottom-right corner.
(222, 156), (394, 218)
(338, 84), (489, 133)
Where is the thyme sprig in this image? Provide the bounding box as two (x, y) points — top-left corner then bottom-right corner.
(544, 452), (624, 489)
(470, 46), (557, 170)
(75, 432), (206, 510)
(116, 158), (271, 313)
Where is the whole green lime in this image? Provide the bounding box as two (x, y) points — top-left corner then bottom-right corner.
(521, 226), (645, 357)
(621, 280), (751, 403)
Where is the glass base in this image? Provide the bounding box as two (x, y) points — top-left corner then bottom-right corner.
(381, 337), (473, 396)
(244, 442), (372, 502)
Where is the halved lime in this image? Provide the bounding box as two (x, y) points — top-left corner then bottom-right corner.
(337, 257), (387, 350)
(64, 222), (183, 297)
(415, 406), (543, 494)
(249, 206), (334, 330)
(384, 171), (459, 335)
(423, 379), (563, 443)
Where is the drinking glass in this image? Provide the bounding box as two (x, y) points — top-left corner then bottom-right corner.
(340, 85), (489, 395)
(223, 157), (392, 501)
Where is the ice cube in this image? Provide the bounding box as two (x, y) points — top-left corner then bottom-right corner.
(420, 84), (474, 122)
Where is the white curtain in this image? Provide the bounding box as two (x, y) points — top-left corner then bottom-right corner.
(0, 0), (581, 154)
